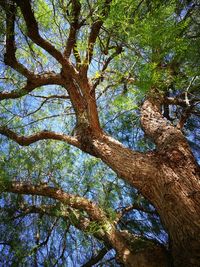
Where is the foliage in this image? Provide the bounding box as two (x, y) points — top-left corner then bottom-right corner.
(0, 0), (199, 266)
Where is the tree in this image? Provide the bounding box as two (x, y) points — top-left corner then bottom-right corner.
(0, 0), (200, 266)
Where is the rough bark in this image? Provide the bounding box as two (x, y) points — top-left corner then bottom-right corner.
(79, 95), (200, 267)
(94, 137), (199, 266)
(106, 229), (168, 267)
(140, 96), (200, 267)
(69, 102), (200, 267)
(71, 91), (200, 266)
(80, 96), (200, 267)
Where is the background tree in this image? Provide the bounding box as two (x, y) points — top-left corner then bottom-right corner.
(0, 0), (200, 266)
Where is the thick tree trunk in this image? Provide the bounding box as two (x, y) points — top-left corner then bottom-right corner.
(79, 95), (200, 267)
(140, 96), (200, 267)
(92, 135), (200, 266)
(155, 158), (200, 267)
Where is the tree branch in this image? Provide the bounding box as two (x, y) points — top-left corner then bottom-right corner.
(29, 94), (69, 100)
(81, 247), (110, 267)
(84, 20), (103, 67)
(0, 73), (63, 100)
(116, 204), (158, 223)
(1, 1), (33, 78)
(3, 203), (109, 245)
(91, 133), (160, 199)
(34, 218), (58, 250)
(82, 0), (112, 73)
(64, 0), (81, 60)
(0, 127), (80, 148)
(14, 0), (63, 63)
(1, 181), (168, 267)
(92, 45), (123, 91)
(3, 181), (107, 222)
(177, 105), (194, 130)
(141, 93), (186, 150)
(164, 96), (200, 107)
(15, 0), (77, 78)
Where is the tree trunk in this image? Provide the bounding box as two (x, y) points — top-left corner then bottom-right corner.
(140, 96), (200, 267)
(79, 95), (200, 267)
(154, 157), (200, 267)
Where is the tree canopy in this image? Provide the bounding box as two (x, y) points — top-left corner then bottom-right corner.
(0, 0), (200, 266)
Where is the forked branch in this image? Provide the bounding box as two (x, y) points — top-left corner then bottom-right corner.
(15, 0), (63, 63)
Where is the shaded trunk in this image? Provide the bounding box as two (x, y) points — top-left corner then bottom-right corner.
(106, 229), (168, 267)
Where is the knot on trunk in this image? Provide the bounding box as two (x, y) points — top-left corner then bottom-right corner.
(73, 123), (97, 156)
